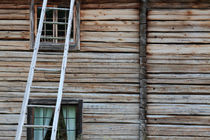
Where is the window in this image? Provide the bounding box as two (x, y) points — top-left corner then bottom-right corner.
(27, 99), (82, 140)
(30, 0), (80, 51)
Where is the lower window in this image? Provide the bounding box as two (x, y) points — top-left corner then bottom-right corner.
(27, 99), (82, 140)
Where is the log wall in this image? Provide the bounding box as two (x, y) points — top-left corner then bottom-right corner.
(0, 0), (140, 140)
(147, 0), (210, 139)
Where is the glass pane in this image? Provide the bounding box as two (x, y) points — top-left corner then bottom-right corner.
(33, 105), (76, 140)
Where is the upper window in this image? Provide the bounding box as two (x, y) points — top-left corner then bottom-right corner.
(27, 99), (82, 140)
(31, 0), (80, 51)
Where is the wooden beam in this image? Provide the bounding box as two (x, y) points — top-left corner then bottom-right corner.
(139, 0), (147, 140)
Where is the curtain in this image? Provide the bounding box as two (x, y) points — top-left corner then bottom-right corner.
(62, 106), (76, 140)
(34, 108), (53, 140)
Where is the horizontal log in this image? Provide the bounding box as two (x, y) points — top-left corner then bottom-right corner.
(0, 72), (139, 83)
(148, 84), (210, 94)
(0, 25), (29, 31)
(0, 51), (139, 59)
(83, 123), (139, 135)
(147, 124), (210, 136)
(147, 74), (210, 84)
(148, 21), (210, 32)
(81, 21), (139, 32)
(81, 3), (139, 9)
(0, 31), (29, 39)
(147, 54), (210, 60)
(147, 64), (210, 73)
(147, 115), (210, 125)
(83, 114), (139, 123)
(0, 61), (139, 68)
(149, 2), (210, 9)
(0, 92), (139, 103)
(148, 9), (210, 20)
(148, 32), (210, 43)
(0, 10), (29, 14)
(0, 102), (139, 114)
(82, 0), (138, 4)
(148, 94), (210, 104)
(0, 41), (29, 50)
(148, 136), (210, 140)
(0, 4), (29, 9)
(147, 59), (210, 65)
(0, 67), (139, 74)
(0, 82), (139, 93)
(81, 9), (139, 20)
(147, 44), (210, 55)
(81, 42), (139, 52)
(0, 20), (29, 25)
(0, 14), (29, 20)
(83, 135), (138, 140)
(0, 114), (20, 124)
(147, 104), (210, 115)
(81, 32), (139, 43)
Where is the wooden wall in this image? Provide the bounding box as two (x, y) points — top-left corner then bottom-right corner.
(147, 0), (210, 139)
(0, 0), (140, 140)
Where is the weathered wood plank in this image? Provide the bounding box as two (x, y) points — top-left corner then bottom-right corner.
(81, 21), (139, 32)
(83, 114), (139, 123)
(0, 25), (29, 31)
(81, 9), (139, 20)
(148, 84), (210, 94)
(148, 32), (210, 43)
(81, 3), (139, 9)
(0, 14), (29, 20)
(147, 44), (210, 55)
(0, 72), (139, 83)
(0, 31), (29, 39)
(83, 135), (138, 140)
(0, 20), (29, 25)
(147, 115), (210, 125)
(148, 94), (210, 104)
(0, 67), (139, 74)
(81, 32), (139, 43)
(149, 2), (210, 9)
(148, 136), (210, 140)
(83, 123), (139, 135)
(0, 4), (29, 9)
(147, 64), (210, 73)
(81, 42), (139, 52)
(147, 74), (210, 84)
(147, 124), (210, 136)
(0, 41), (29, 50)
(148, 21), (210, 32)
(148, 10), (210, 20)
(0, 92), (139, 103)
(0, 82), (139, 93)
(147, 104), (210, 115)
(82, 0), (139, 4)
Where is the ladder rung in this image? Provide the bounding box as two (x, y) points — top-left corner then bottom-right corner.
(43, 21), (68, 25)
(46, 7), (69, 11)
(31, 86), (58, 89)
(41, 36), (65, 40)
(24, 125), (52, 128)
(35, 68), (61, 72)
(27, 105), (55, 108)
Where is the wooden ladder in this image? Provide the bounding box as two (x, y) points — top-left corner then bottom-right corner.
(15, 0), (75, 139)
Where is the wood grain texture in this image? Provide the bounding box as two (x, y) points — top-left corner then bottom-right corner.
(0, 1), (141, 140)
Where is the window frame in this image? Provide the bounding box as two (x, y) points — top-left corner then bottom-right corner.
(30, 0), (80, 51)
(27, 98), (83, 140)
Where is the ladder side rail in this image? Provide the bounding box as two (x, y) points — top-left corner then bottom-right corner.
(15, 0), (48, 139)
(50, 0), (75, 139)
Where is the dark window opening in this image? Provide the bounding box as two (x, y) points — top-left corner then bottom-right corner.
(27, 99), (82, 140)
(30, 0), (80, 51)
